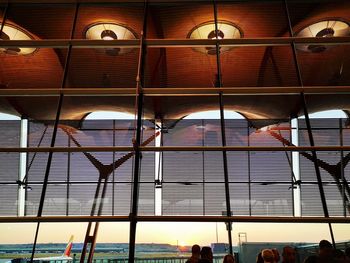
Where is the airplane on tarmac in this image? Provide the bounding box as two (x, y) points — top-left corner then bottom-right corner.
(7, 235), (74, 263)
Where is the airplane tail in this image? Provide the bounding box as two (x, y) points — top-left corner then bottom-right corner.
(62, 235), (74, 257)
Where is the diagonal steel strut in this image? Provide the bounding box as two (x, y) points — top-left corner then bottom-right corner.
(59, 124), (160, 263)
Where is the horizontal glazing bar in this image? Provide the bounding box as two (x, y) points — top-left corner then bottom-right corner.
(0, 216), (348, 223)
(0, 37), (349, 48)
(1, 87), (350, 96)
(0, 88), (137, 96)
(0, 0), (225, 3)
(0, 181), (338, 184)
(0, 0), (217, 3)
(1, 146), (350, 152)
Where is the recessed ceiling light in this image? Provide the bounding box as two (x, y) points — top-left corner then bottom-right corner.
(188, 21), (243, 55)
(85, 22), (137, 56)
(0, 23), (36, 55)
(296, 20), (350, 53)
(101, 29), (118, 41)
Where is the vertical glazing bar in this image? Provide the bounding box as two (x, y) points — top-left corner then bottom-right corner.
(30, 4), (80, 262)
(247, 125), (252, 216)
(67, 136), (71, 216)
(213, 0), (233, 254)
(289, 118), (295, 216)
(339, 119), (346, 216)
(25, 121), (30, 216)
(202, 119), (206, 215)
(284, 0), (336, 247)
(128, 1), (148, 262)
(160, 124), (164, 215)
(112, 120), (116, 216)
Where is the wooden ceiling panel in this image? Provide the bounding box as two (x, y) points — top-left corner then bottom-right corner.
(0, 1), (350, 121)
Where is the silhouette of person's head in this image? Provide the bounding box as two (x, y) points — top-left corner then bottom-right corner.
(272, 248), (280, 262)
(192, 244), (201, 256)
(318, 240), (333, 259)
(262, 249), (275, 263)
(223, 254), (235, 263)
(200, 246), (213, 262)
(282, 246), (296, 263)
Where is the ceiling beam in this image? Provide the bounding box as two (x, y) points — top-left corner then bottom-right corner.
(1, 87), (350, 96)
(0, 37), (349, 48)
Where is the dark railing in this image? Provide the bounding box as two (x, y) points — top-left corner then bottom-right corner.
(43, 255), (228, 263)
(84, 256), (225, 263)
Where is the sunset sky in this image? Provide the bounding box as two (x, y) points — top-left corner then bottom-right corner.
(1, 222), (349, 247)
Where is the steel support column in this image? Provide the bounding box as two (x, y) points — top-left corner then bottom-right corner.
(128, 1), (148, 262)
(29, 4), (80, 262)
(213, 0), (233, 254)
(284, 0), (336, 247)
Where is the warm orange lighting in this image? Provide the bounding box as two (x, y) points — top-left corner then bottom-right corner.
(188, 21), (243, 55)
(101, 29), (118, 40)
(296, 20), (350, 53)
(0, 23), (36, 55)
(178, 240), (187, 247)
(85, 22), (137, 55)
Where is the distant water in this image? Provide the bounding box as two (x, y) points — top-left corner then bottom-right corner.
(0, 259), (10, 263)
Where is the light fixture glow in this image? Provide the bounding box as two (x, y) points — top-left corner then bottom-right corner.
(101, 29), (118, 41)
(0, 23), (36, 55)
(188, 21), (243, 55)
(85, 22), (137, 56)
(296, 20), (350, 53)
(208, 29), (225, 40)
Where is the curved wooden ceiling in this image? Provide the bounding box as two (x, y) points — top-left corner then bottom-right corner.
(0, 1), (349, 121)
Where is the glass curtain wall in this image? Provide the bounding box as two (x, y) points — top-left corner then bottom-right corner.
(0, 1), (350, 263)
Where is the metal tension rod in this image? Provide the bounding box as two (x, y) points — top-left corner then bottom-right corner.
(128, 1), (148, 262)
(284, 0), (336, 247)
(213, 0), (233, 254)
(29, 4), (80, 263)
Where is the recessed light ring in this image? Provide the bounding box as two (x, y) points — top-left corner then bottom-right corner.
(187, 20), (243, 55)
(0, 22), (37, 55)
(84, 22), (138, 56)
(295, 19), (350, 53)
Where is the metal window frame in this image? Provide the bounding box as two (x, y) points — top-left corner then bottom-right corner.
(1, 0), (350, 259)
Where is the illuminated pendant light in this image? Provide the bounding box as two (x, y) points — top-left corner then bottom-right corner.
(85, 22), (137, 56)
(296, 20), (350, 53)
(0, 23), (36, 55)
(188, 21), (243, 55)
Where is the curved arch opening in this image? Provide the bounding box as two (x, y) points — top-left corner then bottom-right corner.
(0, 112), (21, 120)
(184, 110), (246, 120)
(299, 109), (347, 119)
(84, 111), (135, 120)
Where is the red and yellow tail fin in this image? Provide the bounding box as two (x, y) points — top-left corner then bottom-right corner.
(63, 235), (74, 257)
